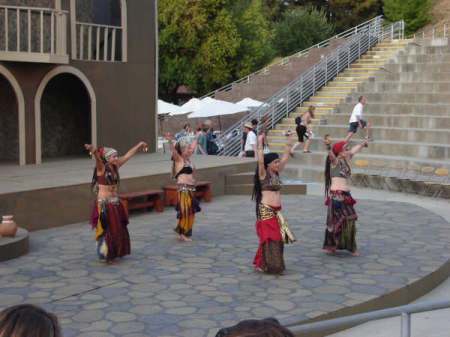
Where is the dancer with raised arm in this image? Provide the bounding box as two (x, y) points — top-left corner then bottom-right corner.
(85, 141), (148, 264)
(165, 132), (202, 242)
(252, 133), (296, 275)
(322, 134), (369, 256)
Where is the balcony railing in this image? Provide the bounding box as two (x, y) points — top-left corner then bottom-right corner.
(0, 5), (68, 64)
(72, 21), (124, 62)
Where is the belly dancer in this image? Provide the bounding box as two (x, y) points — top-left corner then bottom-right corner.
(252, 134), (296, 274)
(164, 132), (202, 242)
(84, 142), (147, 263)
(322, 135), (368, 256)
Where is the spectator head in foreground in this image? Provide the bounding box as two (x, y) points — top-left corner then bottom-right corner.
(215, 317), (295, 337)
(0, 304), (62, 337)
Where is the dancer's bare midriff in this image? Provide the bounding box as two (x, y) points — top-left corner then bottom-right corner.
(330, 177), (350, 192)
(97, 184), (118, 200)
(176, 174), (195, 186)
(261, 190), (281, 208)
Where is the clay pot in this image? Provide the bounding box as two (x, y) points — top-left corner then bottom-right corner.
(0, 215), (18, 237)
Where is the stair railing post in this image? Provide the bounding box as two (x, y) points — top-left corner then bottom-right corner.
(325, 55), (328, 83)
(286, 88), (289, 117)
(401, 312), (411, 337)
(313, 65), (316, 94)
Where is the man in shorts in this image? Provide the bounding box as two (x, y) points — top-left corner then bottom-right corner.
(344, 96), (371, 143)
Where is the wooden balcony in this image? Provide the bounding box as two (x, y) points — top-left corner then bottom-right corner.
(0, 5), (69, 64)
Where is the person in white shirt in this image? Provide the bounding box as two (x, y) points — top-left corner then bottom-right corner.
(344, 96), (371, 143)
(243, 121), (257, 157)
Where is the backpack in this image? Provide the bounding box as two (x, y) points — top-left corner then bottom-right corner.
(207, 139), (219, 155)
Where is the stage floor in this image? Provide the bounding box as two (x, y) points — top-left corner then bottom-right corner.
(0, 153), (255, 194)
(0, 194), (449, 337)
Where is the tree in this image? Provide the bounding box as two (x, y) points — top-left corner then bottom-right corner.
(273, 6), (334, 57)
(328, 0), (383, 33)
(382, 0), (431, 36)
(158, 0), (240, 101)
(231, 0), (275, 78)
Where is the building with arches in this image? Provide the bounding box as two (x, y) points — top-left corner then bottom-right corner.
(0, 0), (157, 165)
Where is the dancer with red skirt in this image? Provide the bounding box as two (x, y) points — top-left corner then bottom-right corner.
(252, 134), (296, 275)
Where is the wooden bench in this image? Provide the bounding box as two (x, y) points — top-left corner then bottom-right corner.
(163, 181), (212, 207)
(119, 189), (164, 213)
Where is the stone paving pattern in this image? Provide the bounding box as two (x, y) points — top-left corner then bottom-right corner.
(0, 195), (449, 337)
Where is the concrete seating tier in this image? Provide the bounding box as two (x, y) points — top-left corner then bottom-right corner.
(267, 38), (450, 198)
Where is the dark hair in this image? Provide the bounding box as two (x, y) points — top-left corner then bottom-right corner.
(183, 123), (190, 129)
(215, 318), (294, 337)
(308, 105), (315, 118)
(324, 155), (331, 198)
(252, 153), (279, 217)
(251, 119), (258, 126)
(0, 304), (61, 337)
(171, 141), (187, 179)
(359, 96), (364, 102)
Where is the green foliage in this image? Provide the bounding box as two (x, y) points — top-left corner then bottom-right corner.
(328, 0), (383, 33)
(158, 0), (240, 99)
(382, 0), (431, 36)
(230, 0), (275, 78)
(158, 0), (275, 99)
(273, 6), (334, 57)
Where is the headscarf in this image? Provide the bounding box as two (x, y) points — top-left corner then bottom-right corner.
(99, 147), (118, 161)
(264, 153), (279, 168)
(332, 142), (347, 156)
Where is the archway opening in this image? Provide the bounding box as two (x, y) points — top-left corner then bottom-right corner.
(40, 73), (91, 160)
(0, 74), (19, 164)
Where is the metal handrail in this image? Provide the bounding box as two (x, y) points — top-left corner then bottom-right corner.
(289, 299), (450, 337)
(412, 22), (449, 39)
(200, 15), (385, 100)
(216, 18), (404, 156)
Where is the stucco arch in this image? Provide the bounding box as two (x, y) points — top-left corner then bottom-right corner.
(34, 66), (97, 164)
(0, 64), (26, 166)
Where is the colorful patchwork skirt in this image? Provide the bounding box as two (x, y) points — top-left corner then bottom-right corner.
(323, 190), (358, 253)
(253, 203), (286, 274)
(90, 197), (130, 260)
(174, 184), (201, 237)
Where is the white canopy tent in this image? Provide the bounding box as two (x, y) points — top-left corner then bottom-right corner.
(173, 97), (207, 115)
(187, 97), (248, 119)
(157, 99), (181, 115)
(236, 97), (268, 109)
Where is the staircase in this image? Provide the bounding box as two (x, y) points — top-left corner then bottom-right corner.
(268, 38), (450, 199)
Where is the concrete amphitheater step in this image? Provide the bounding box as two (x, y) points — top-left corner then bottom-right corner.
(271, 124), (450, 143)
(268, 137), (450, 159)
(336, 102), (450, 115)
(286, 113), (450, 129)
(375, 71), (450, 82)
(345, 92), (450, 104)
(393, 53), (450, 63)
(361, 81), (450, 94)
(282, 163), (450, 199)
(383, 62), (450, 73)
(268, 150), (450, 172)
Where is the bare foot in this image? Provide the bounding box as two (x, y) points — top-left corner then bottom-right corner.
(99, 259), (107, 263)
(255, 267), (264, 273)
(173, 230), (182, 240)
(181, 234), (192, 242)
(107, 259), (117, 264)
(352, 251), (360, 257)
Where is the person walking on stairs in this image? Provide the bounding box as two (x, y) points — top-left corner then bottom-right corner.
(291, 105), (315, 156)
(344, 96), (371, 143)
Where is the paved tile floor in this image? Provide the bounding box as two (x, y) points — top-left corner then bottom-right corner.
(0, 194), (449, 337)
